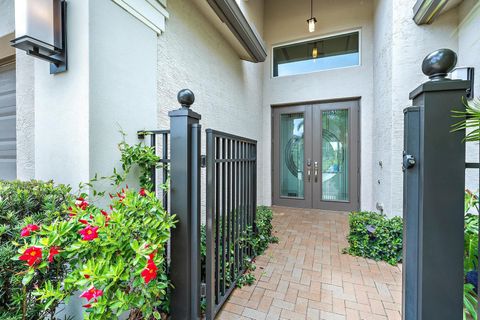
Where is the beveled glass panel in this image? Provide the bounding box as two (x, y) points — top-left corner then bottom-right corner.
(280, 113), (304, 198)
(322, 109), (349, 201)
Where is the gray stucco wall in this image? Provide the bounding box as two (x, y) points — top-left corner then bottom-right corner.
(156, 0), (266, 205)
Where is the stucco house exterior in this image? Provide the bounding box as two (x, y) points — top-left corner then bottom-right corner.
(0, 0), (479, 217)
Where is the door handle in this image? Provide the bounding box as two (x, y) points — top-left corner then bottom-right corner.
(306, 159), (311, 182)
(314, 161), (318, 183)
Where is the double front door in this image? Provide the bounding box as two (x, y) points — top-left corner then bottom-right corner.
(272, 100), (359, 211)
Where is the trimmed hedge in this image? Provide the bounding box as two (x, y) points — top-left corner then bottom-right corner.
(0, 180), (72, 320)
(343, 211), (403, 265)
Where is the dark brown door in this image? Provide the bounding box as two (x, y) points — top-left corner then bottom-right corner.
(272, 100), (360, 211)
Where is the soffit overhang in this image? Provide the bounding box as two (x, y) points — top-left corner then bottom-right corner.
(194, 0), (267, 63)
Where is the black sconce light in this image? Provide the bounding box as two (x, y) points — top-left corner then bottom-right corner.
(11, 0), (67, 74)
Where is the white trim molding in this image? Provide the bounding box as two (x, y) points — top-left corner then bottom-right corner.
(111, 0), (169, 34)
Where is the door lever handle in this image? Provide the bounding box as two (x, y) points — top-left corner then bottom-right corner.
(314, 161), (318, 183)
(306, 159), (312, 182)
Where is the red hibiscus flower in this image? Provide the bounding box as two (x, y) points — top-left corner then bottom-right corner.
(75, 197), (89, 210)
(139, 188), (147, 197)
(84, 274), (90, 279)
(80, 286), (103, 301)
(48, 246), (60, 263)
(20, 224), (40, 237)
(19, 246), (42, 266)
(79, 219), (89, 225)
(78, 225), (99, 241)
(82, 304), (92, 308)
(141, 259), (157, 284)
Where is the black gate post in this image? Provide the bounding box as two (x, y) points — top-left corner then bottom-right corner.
(169, 89), (201, 319)
(403, 49), (470, 320)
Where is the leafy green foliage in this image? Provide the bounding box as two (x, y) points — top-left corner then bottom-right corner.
(200, 206), (277, 291)
(18, 188), (175, 320)
(15, 138), (176, 320)
(452, 98), (480, 142)
(116, 135), (161, 190)
(464, 283), (478, 320)
(464, 190), (479, 320)
(0, 180), (72, 320)
(247, 206), (279, 256)
(344, 211), (403, 265)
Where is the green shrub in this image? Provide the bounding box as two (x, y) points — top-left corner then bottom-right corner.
(344, 211), (403, 265)
(200, 206), (277, 286)
(248, 206), (278, 256)
(0, 180), (72, 320)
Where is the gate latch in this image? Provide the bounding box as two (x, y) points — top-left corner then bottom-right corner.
(402, 152), (416, 171)
(201, 155), (206, 168)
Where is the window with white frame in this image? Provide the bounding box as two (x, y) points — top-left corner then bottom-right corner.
(273, 31), (360, 77)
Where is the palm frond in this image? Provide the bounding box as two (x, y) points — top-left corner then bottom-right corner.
(452, 97), (480, 142)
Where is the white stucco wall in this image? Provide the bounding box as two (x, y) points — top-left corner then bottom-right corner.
(31, 0), (158, 192)
(458, 0), (480, 192)
(16, 52), (35, 180)
(390, 0), (458, 216)
(156, 0), (266, 205)
(262, 0), (375, 210)
(89, 0), (157, 190)
(372, 0), (393, 214)
(34, 0), (90, 188)
(373, 0), (460, 216)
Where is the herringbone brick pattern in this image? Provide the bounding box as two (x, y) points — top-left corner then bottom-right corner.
(217, 206), (402, 320)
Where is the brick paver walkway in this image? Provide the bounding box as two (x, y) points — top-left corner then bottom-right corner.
(217, 206), (402, 320)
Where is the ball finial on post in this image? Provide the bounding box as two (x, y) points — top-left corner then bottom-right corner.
(421, 48), (457, 81)
(177, 89), (195, 109)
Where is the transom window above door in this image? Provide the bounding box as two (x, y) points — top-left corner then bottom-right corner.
(272, 30), (360, 77)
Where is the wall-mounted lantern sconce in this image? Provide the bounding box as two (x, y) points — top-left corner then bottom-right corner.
(11, 0), (67, 74)
(450, 67), (475, 99)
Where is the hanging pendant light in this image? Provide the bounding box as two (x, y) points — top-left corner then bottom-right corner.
(307, 0), (317, 32)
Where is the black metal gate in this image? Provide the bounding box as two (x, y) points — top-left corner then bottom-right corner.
(140, 90), (258, 319)
(205, 129), (257, 319)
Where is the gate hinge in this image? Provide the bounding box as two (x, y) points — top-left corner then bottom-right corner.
(201, 155), (206, 168)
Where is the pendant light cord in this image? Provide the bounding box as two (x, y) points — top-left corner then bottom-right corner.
(310, 0), (313, 19)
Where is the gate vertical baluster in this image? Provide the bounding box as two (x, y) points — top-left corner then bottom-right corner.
(206, 129), (215, 320)
(162, 132), (168, 210)
(226, 139), (232, 285)
(221, 138), (226, 295)
(252, 143), (257, 235)
(235, 140), (240, 275)
(242, 142), (248, 262)
(239, 142), (244, 269)
(150, 133), (156, 193)
(215, 137), (220, 303)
